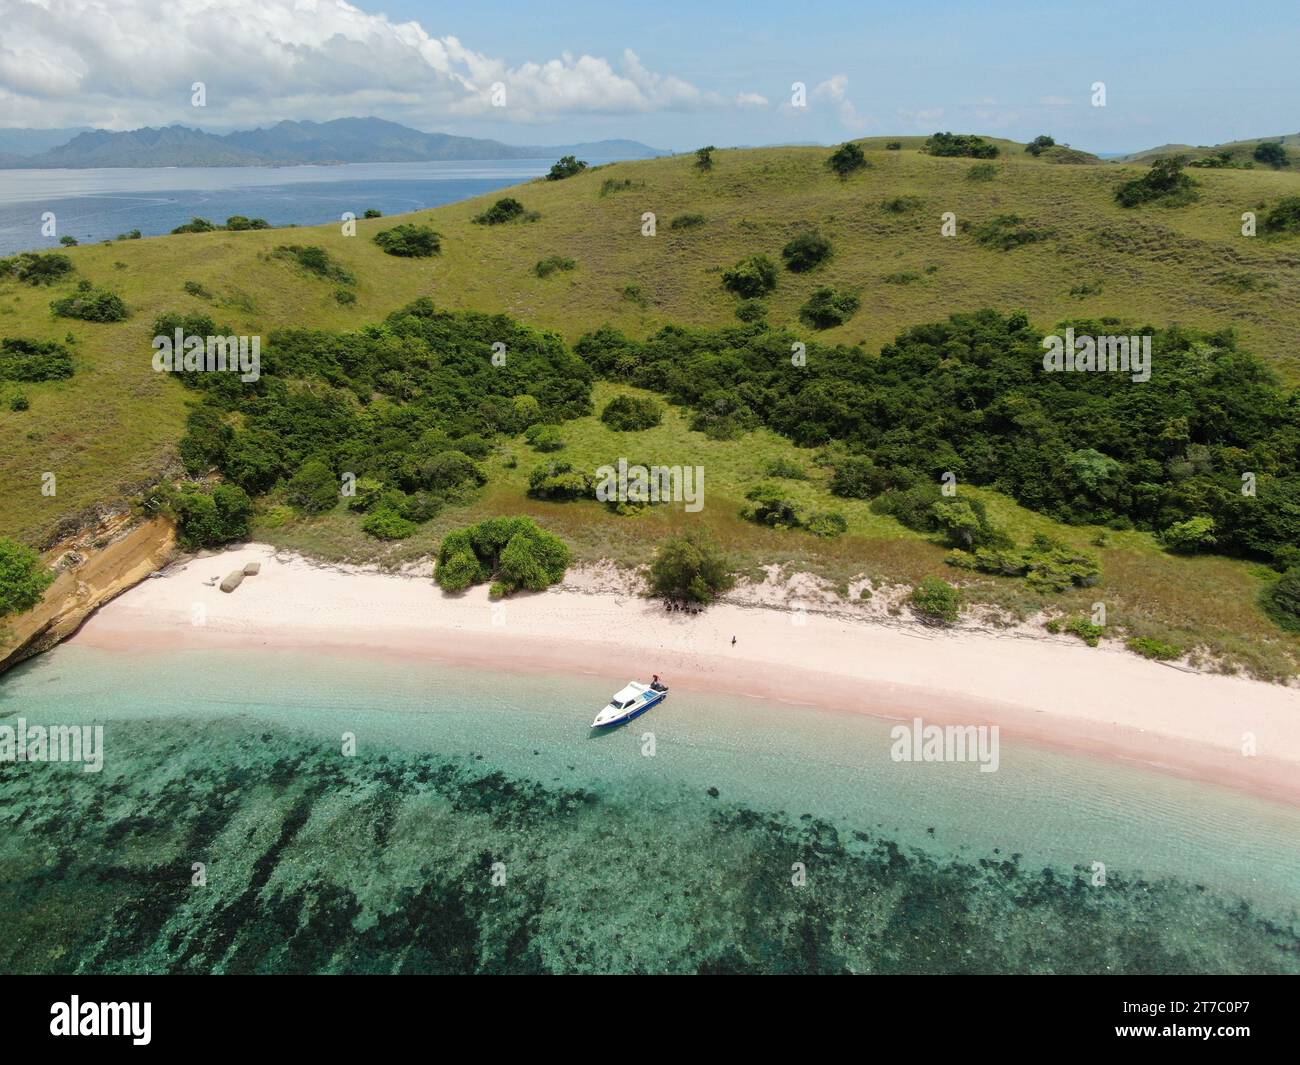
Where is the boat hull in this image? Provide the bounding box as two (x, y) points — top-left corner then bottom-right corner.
(592, 689), (667, 728)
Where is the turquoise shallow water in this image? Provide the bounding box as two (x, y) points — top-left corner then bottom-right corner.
(1, 644), (1297, 974)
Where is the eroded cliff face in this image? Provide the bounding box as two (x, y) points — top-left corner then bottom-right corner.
(1, 514), (177, 674)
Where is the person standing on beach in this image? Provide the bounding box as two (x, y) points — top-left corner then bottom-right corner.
(731, 635), (736, 646)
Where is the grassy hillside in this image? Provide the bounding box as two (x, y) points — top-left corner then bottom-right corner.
(1117, 132), (1300, 165)
(2, 137), (1299, 675)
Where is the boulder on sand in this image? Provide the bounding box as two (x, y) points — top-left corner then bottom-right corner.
(243, 562), (261, 576)
(219, 570), (245, 593)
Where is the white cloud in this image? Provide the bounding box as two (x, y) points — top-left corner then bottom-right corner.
(812, 75), (874, 133)
(0, 0), (729, 128)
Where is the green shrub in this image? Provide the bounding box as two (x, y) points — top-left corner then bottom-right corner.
(1160, 516), (1217, 553)
(50, 282), (128, 322)
(763, 456), (809, 480)
(362, 506), (418, 541)
(534, 256), (577, 278)
(1024, 135), (1056, 157)
(9, 393), (29, 411)
(924, 132), (999, 158)
(600, 177), (641, 196)
(335, 288), (356, 305)
(669, 213), (706, 230)
(648, 531), (735, 604)
(1064, 616), (1105, 646)
(826, 142), (868, 177)
(1260, 568), (1300, 633)
(0, 338), (74, 382)
(600, 394), (662, 431)
(881, 195), (922, 213)
(1126, 635), (1183, 661)
(973, 214), (1054, 251)
(547, 155), (588, 181)
(473, 198), (532, 225)
(171, 217), (217, 234)
(59, 235), (78, 246)
(225, 215), (269, 231)
(829, 455), (888, 498)
(183, 280), (213, 299)
(373, 224), (441, 256)
(910, 577), (961, 624)
(735, 298), (767, 322)
(721, 254), (778, 298)
(885, 141), (902, 150)
(741, 485), (804, 529)
(274, 244), (355, 284)
(967, 162), (999, 181)
(525, 424), (565, 452)
(695, 146), (716, 171)
(781, 231), (832, 272)
(1262, 196), (1300, 235)
(0, 251), (74, 285)
(805, 511), (848, 537)
(1114, 157), (1197, 208)
(527, 460), (593, 501)
(798, 286), (859, 328)
(363, 209), (383, 218)
(286, 458), (339, 514)
(0, 537), (55, 617)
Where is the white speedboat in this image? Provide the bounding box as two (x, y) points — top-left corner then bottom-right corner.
(591, 681), (668, 728)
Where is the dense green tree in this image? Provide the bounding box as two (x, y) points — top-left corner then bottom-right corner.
(0, 538), (55, 617)
(546, 156), (588, 181)
(924, 132), (999, 159)
(435, 517), (570, 595)
(1253, 141), (1289, 168)
(826, 142), (867, 177)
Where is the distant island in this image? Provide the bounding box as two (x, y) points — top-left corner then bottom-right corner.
(0, 117), (669, 169)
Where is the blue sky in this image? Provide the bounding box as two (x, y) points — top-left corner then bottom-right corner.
(5, 0), (1297, 152)
(373, 0), (1300, 151)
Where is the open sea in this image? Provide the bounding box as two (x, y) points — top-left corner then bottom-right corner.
(1, 643), (1297, 974)
(0, 160), (611, 256)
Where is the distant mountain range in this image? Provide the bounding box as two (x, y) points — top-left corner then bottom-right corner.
(0, 117), (669, 169)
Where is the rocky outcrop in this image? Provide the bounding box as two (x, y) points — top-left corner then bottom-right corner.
(0, 515), (178, 674)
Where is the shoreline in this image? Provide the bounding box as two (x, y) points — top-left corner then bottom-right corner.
(70, 543), (1300, 807)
